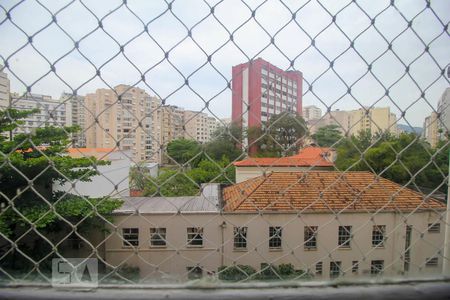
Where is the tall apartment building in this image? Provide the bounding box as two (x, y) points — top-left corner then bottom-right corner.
(436, 88), (450, 137)
(308, 110), (350, 135)
(84, 85), (153, 162)
(8, 93), (66, 135)
(232, 58), (303, 131)
(348, 107), (397, 136)
(423, 112), (440, 148)
(149, 104), (185, 163)
(0, 65), (10, 108)
(62, 93), (86, 147)
(183, 110), (219, 143)
(421, 88), (450, 148)
(309, 107), (397, 137)
(303, 105), (322, 121)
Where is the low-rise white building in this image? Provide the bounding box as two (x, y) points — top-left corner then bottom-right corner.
(55, 148), (132, 198)
(103, 172), (445, 281)
(233, 147), (335, 183)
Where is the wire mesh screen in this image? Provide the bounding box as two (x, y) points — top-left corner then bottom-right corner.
(0, 0), (449, 286)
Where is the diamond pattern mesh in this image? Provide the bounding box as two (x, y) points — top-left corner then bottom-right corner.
(0, 0), (449, 286)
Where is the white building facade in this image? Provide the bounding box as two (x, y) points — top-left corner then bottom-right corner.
(9, 93), (66, 135)
(103, 172), (445, 281)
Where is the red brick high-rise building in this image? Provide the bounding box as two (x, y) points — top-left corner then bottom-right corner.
(231, 58), (303, 134)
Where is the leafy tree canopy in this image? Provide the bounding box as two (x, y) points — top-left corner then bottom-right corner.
(311, 124), (344, 147)
(249, 112), (307, 157)
(0, 108), (122, 237)
(335, 131), (448, 192)
(166, 138), (202, 166)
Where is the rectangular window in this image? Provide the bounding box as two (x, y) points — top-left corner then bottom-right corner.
(372, 225), (386, 247)
(352, 261), (359, 273)
(371, 260), (384, 275)
(269, 226), (282, 249)
(315, 262), (323, 275)
(404, 225), (412, 272)
(428, 223), (440, 233)
(338, 226), (352, 248)
(304, 226), (318, 250)
(330, 261), (342, 278)
(233, 227), (248, 249)
(150, 228), (166, 247)
(187, 227), (203, 247)
(425, 257), (438, 267)
(187, 266), (203, 280)
(122, 228), (139, 247)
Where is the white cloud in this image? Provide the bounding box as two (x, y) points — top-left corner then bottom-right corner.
(1, 0), (449, 127)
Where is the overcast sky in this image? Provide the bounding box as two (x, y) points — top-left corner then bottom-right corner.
(0, 0), (449, 127)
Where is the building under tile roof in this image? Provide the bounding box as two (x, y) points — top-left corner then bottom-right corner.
(232, 146), (335, 167)
(222, 171), (446, 212)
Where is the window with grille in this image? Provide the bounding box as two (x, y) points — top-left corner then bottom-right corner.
(187, 227), (203, 247)
(352, 261), (359, 274)
(372, 225), (386, 248)
(269, 227), (282, 249)
(425, 257), (438, 267)
(428, 223), (441, 233)
(187, 267), (203, 280)
(315, 262), (323, 276)
(371, 260), (384, 275)
(234, 227), (248, 250)
(150, 228), (166, 247)
(338, 226), (352, 248)
(122, 228), (139, 247)
(304, 226), (318, 250)
(330, 261), (342, 278)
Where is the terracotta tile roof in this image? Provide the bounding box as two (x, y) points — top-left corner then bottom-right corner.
(233, 147), (334, 167)
(67, 148), (116, 153)
(222, 171), (445, 212)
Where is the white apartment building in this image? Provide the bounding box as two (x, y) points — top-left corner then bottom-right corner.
(104, 171), (445, 281)
(309, 107), (397, 137)
(84, 85), (153, 162)
(348, 107), (398, 136)
(9, 93), (66, 135)
(423, 112), (440, 148)
(183, 110), (219, 143)
(303, 105), (322, 121)
(0, 65), (10, 108)
(308, 110), (350, 134)
(422, 88), (450, 148)
(62, 92), (86, 147)
(436, 88), (450, 138)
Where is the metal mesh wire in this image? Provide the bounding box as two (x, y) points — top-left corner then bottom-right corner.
(0, 0), (449, 286)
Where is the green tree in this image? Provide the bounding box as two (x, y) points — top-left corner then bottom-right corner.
(311, 125), (344, 147)
(205, 123), (243, 161)
(143, 170), (199, 197)
(251, 112), (307, 157)
(166, 138), (202, 166)
(142, 157), (236, 197)
(336, 132), (448, 192)
(0, 108), (122, 272)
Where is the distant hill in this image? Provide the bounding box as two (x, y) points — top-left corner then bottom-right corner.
(397, 124), (423, 135)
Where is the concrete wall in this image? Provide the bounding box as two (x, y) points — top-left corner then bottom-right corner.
(56, 151), (132, 198)
(104, 210), (444, 281)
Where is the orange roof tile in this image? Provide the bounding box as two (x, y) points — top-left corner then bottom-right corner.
(222, 171), (445, 213)
(233, 147), (334, 167)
